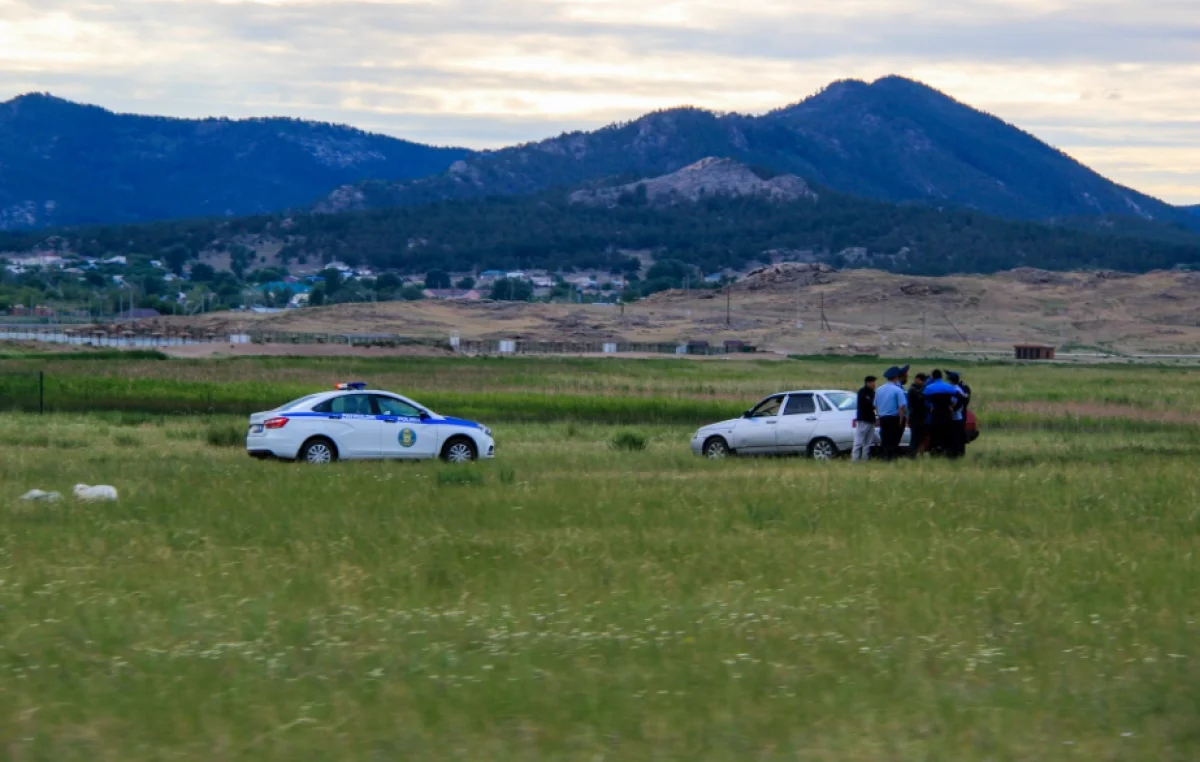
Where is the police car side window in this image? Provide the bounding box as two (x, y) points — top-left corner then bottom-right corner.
(314, 395), (376, 416)
(374, 396), (422, 418)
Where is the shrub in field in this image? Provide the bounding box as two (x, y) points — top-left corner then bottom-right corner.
(437, 469), (485, 487)
(205, 423), (245, 448)
(96, 411), (165, 428)
(746, 503), (784, 530)
(610, 432), (648, 452)
(113, 433), (141, 448)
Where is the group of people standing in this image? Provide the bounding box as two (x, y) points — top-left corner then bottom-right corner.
(852, 364), (972, 461)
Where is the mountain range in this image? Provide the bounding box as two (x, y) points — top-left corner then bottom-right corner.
(1, 77), (1196, 236)
(2, 77), (1199, 283)
(0, 93), (467, 230)
(320, 76), (1195, 230)
(4, 155), (1198, 282)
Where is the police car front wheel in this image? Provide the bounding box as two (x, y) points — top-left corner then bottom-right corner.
(441, 437), (477, 464)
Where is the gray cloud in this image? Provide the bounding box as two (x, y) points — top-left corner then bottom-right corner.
(1, 0), (1199, 202)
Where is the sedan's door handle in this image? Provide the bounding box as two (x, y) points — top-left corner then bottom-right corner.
(765, 420), (777, 425)
(806, 416), (818, 421)
(381, 417), (398, 424)
(327, 415), (342, 420)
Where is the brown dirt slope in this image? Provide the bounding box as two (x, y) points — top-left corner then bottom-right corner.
(144, 265), (1200, 356)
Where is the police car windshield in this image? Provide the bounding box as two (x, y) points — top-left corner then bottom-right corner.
(277, 394), (322, 412)
(825, 392), (856, 411)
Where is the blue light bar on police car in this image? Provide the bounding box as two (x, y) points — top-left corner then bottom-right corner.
(335, 382), (367, 390)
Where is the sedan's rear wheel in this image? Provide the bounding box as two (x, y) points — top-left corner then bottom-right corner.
(300, 437), (337, 465)
(808, 437), (838, 461)
(703, 437), (730, 459)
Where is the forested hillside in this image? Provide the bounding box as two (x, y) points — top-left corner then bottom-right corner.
(5, 176), (1199, 278)
(0, 94), (468, 230)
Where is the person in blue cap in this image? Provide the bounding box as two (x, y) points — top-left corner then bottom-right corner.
(923, 369), (962, 458)
(875, 365), (908, 460)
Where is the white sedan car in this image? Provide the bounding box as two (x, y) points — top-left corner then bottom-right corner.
(246, 383), (495, 464)
(690, 389), (911, 460)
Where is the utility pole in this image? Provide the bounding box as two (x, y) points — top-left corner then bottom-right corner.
(819, 293), (831, 332)
(726, 287), (731, 328)
(942, 310), (970, 347)
(921, 309), (927, 350)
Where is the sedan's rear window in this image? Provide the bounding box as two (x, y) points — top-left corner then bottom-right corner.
(825, 392), (856, 411)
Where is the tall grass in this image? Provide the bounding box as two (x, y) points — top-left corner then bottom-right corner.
(0, 414), (1197, 759)
(610, 431), (649, 451)
(205, 421), (246, 448)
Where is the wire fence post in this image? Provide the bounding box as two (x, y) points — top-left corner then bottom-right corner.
(38, 370), (45, 415)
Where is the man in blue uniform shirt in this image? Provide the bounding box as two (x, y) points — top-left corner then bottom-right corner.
(875, 365), (908, 460)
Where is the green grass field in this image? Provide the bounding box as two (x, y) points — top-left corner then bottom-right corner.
(1, 354), (1198, 759)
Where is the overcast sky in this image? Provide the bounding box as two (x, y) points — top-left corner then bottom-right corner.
(2, 0), (1198, 204)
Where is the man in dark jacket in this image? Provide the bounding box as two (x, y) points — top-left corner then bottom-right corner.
(852, 376), (878, 462)
(923, 369), (962, 458)
(907, 373), (929, 455)
(947, 371), (971, 456)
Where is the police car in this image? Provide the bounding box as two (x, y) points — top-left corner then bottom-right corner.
(246, 383), (495, 464)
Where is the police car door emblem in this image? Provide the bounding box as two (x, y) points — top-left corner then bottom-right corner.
(399, 428), (417, 448)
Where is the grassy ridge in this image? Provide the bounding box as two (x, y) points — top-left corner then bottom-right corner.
(4, 354), (1200, 431)
(0, 372), (743, 424)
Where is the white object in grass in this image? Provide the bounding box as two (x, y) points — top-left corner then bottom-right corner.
(20, 489), (62, 502)
(73, 484), (119, 502)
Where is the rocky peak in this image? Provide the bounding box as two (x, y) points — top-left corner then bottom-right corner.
(569, 157), (818, 207)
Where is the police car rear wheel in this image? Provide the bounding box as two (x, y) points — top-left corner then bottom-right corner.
(442, 437), (477, 464)
(300, 438), (337, 465)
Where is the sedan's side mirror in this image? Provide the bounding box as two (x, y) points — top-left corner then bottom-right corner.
(419, 411), (431, 420)
(742, 411), (752, 419)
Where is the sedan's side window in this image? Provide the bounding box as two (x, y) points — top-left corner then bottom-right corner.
(750, 396), (784, 418)
(817, 396), (832, 412)
(314, 394), (377, 416)
(374, 396), (423, 418)
(783, 394), (816, 416)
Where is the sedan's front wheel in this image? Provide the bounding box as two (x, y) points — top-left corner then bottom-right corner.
(808, 437), (838, 461)
(703, 437), (731, 459)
